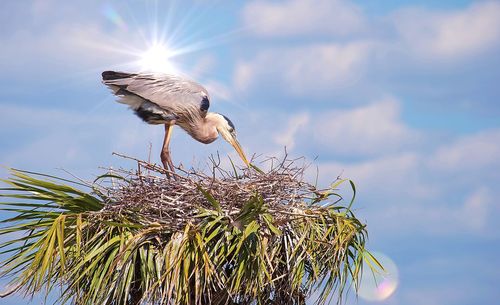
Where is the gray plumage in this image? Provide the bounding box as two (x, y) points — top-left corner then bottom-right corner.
(101, 70), (249, 173)
(102, 71), (221, 143)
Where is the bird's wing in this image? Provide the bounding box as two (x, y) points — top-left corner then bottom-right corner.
(102, 71), (210, 117)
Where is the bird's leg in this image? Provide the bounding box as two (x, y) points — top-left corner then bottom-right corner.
(161, 121), (176, 178)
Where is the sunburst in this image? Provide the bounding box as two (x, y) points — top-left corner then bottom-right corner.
(137, 42), (178, 73)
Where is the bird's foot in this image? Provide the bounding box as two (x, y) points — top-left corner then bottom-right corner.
(161, 153), (177, 180)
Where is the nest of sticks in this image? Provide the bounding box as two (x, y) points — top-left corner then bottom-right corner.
(0, 153), (372, 305)
(99, 153), (327, 231)
(84, 153), (369, 304)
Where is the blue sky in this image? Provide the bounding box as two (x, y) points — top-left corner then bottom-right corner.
(1, 0), (499, 304)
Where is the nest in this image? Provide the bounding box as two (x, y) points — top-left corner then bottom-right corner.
(0, 153), (372, 305)
(97, 153), (332, 232)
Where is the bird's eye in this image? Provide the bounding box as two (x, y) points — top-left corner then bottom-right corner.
(200, 96), (209, 112)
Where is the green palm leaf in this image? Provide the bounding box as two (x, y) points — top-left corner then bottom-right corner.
(0, 160), (380, 305)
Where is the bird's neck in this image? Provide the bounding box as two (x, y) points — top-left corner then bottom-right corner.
(183, 115), (219, 144)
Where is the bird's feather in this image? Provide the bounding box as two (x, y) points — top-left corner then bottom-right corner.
(102, 71), (210, 120)
(102, 71), (137, 81)
(134, 101), (179, 124)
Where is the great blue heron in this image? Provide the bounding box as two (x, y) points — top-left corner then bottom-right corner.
(102, 71), (249, 174)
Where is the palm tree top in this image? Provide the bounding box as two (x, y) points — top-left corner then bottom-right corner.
(0, 154), (381, 305)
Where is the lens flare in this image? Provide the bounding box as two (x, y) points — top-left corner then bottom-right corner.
(358, 252), (399, 302)
(138, 43), (177, 73)
(83, 1), (239, 82)
(101, 3), (127, 30)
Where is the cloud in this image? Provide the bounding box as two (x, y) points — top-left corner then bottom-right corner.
(370, 186), (497, 237)
(235, 1), (500, 98)
(242, 0), (366, 38)
(399, 264), (491, 305)
(0, 104), (87, 129)
(310, 128), (500, 238)
(0, 1), (123, 76)
(0, 103), (160, 172)
(317, 152), (425, 198)
(429, 129), (500, 172)
(321, 155), (499, 238)
(309, 98), (419, 156)
(228, 98), (419, 168)
(0, 21), (138, 86)
(461, 187), (493, 231)
(204, 80), (233, 101)
(0, 102), (262, 176)
(234, 41), (373, 95)
(274, 112), (310, 150)
(189, 55), (217, 79)
(393, 1), (500, 59)
(270, 98), (420, 158)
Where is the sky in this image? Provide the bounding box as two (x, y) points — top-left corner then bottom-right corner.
(0, 0), (499, 304)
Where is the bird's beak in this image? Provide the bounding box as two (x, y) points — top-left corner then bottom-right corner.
(230, 137), (250, 166)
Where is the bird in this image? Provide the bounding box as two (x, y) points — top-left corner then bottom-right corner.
(101, 71), (249, 175)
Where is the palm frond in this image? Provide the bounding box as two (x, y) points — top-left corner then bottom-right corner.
(0, 156), (380, 305)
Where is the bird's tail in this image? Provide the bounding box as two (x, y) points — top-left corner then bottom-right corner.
(102, 71), (144, 109)
(102, 71), (137, 81)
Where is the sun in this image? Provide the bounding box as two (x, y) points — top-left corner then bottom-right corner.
(92, 2), (235, 78)
(138, 43), (177, 74)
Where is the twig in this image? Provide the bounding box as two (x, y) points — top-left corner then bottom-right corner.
(95, 151), (348, 232)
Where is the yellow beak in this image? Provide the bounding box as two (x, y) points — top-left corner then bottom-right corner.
(230, 138), (250, 166)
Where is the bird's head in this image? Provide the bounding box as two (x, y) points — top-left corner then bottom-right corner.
(209, 113), (250, 166)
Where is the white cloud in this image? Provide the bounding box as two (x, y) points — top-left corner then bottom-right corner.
(204, 80), (233, 101)
(461, 187), (493, 231)
(368, 185), (498, 238)
(429, 129), (500, 172)
(235, 1), (500, 97)
(266, 98), (419, 158)
(0, 104), (86, 129)
(0, 1), (131, 78)
(310, 98), (419, 156)
(274, 112), (310, 150)
(310, 127), (500, 237)
(393, 1), (500, 59)
(189, 54), (217, 79)
(317, 152), (426, 198)
(0, 22), (140, 83)
(0, 102), (262, 175)
(234, 41), (373, 95)
(242, 0), (366, 38)
(400, 275), (479, 305)
(0, 1), (211, 82)
(0, 103), (159, 172)
(233, 62), (255, 92)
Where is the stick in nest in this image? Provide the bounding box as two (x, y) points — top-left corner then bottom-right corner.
(93, 152), (349, 232)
